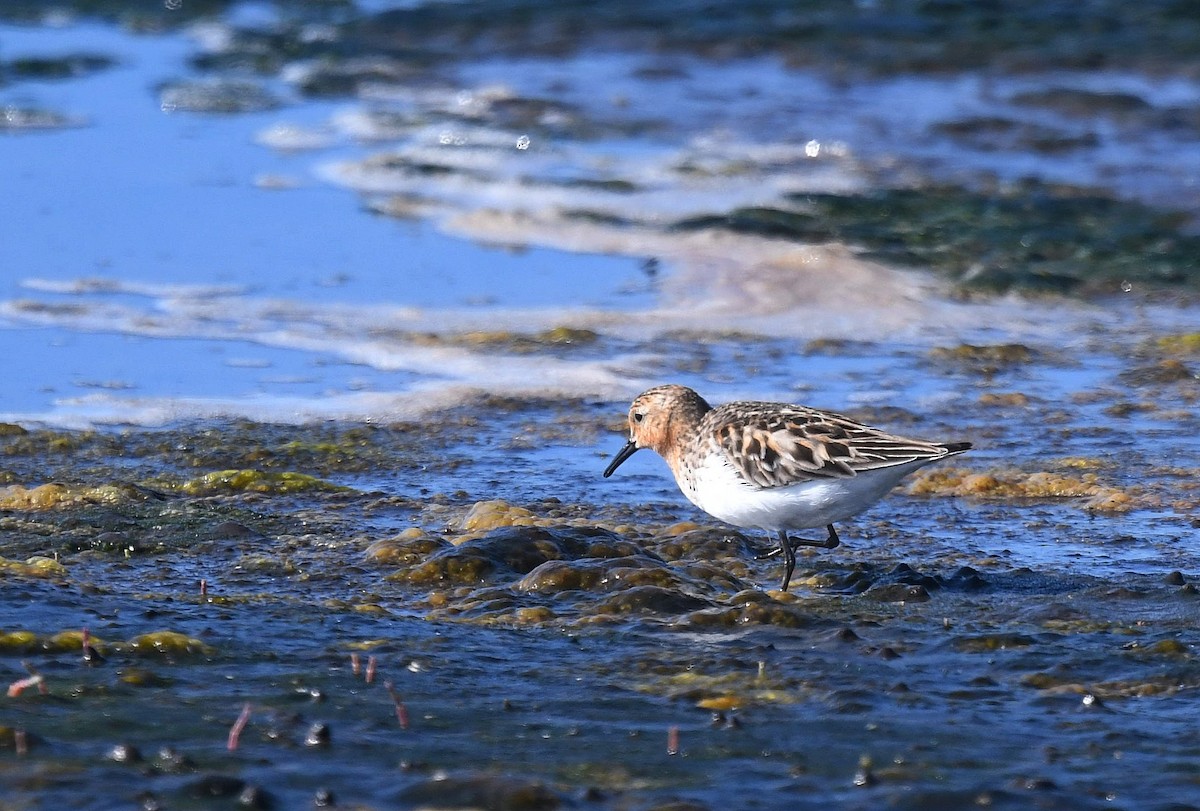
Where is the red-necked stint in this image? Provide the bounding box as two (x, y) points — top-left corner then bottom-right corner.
(603, 384), (971, 592)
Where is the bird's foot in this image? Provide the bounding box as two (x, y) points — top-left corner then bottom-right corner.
(753, 543), (782, 560)
(760, 531), (841, 556)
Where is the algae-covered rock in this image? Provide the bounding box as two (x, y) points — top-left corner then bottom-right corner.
(864, 583), (931, 603)
(953, 633), (1039, 653)
(0, 483), (78, 509)
(673, 182), (1200, 295)
(681, 600), (809, 628)
(1153, 333), (1200, 356)
(171, 469), (349, 496)
(908, 467), (1138, 511)
(118, 668), (174, 688)
(648, 527), (755, 562)
(127, 631), (213, 657)
(929, 343), (1037, 368)
(0, 630), (39, 652)
(365, 529), (451, 564)
(458, 500), (539, 532)
(516, 555), (690, 595)
(43, 629), (106, 654)
(0, 556), (67, 578)
(593, 585), (712, 616)
(1118, 358), (1198, 386)
(388, 524), (650, 587)
(6, 53), (116, 79)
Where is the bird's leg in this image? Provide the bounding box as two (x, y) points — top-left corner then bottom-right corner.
(788, 524), (841, 551)
(756, 524), (841, 558)
(778, 530), (796, 593)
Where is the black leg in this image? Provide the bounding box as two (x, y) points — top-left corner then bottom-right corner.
(788, 524), (840, 551)
(757, 524), (841, 558)
(778, 530), (796, 592)
(768, 525), (840, 592)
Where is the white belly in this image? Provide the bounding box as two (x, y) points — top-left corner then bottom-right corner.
(680, 452), (925, 532)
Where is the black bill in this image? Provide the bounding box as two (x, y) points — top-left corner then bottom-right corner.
(602, 440), (639, 478)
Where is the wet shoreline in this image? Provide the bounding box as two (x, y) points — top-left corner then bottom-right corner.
(3, 2), (1200, 808)
(3, 324), (1198, 806)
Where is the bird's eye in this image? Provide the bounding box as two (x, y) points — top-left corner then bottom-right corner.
(633, 412), (644, 423)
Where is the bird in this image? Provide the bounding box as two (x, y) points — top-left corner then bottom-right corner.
(602, 384), (970, 591)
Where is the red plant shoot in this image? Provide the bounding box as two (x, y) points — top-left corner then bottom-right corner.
(7, 662), (46, 698)
(227, 703), (252, 751)
(385, 681), (410, 730)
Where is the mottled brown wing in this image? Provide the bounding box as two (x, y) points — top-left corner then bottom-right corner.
(706, 402), (956, 489)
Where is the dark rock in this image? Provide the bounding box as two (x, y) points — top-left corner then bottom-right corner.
(397, 774), (560, 810)
(865, 583), (931, 603)
(304, 722), (332, 748)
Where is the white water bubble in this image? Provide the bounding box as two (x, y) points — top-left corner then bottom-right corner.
(516, 135), (531, 150)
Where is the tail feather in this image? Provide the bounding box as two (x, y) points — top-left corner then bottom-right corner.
(941, 441), (972, 454)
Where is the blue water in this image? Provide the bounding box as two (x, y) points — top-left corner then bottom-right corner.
(1, 21), (655, 423)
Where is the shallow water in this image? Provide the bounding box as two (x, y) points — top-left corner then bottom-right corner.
(2, 2), (1200, 809)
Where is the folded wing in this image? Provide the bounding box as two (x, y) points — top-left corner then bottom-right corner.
(710, 403), (962, 489)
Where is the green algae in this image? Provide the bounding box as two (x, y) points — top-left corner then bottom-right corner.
(1118, 358), (1200, 386)
(165, 468), (350, 496)
(592, 585), (711, 617)
(0, 421), (446, 487)
(365, 529), (451, 565)
(0, 630), (40, 652)
(1021, 670), (1200, 699)
(673, 184), (1200, 295)
(383, 524), (646, 588)
(0, 628), (208, 657)
(10, 0), (1200, 77)
(1155, 333), (1200, 356)
(4, 53), (116, 80)
(953, 633), (1039, 653)
(0, 379), (1194, 807)
(117, 667), (174, 687)
(127, 630), (213, 657)
(0, 428), (102, 458)
(681, 598), (810, 629)
(399, 326), (601, 355)
(928, 342), (1037, 368)
(0, 556), (67, 579)
(517, 556), (693, 595)
(908, 467), (1138, 511)
(5, 5), (1200, 809)
(932, 115), (1099, 154)
(0, 482), (165, 511)
(1125, 638), (1191, 657)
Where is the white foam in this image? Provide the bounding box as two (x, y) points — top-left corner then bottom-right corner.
(255, 122), (337, 151)
(19, 277), (246, 299)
